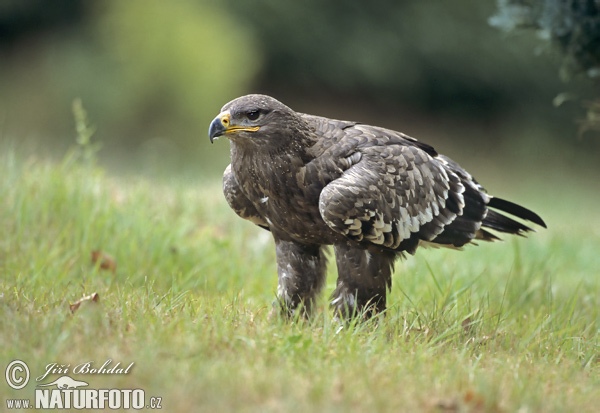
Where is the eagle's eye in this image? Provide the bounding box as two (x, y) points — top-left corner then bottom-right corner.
(246, 110), (261, 121)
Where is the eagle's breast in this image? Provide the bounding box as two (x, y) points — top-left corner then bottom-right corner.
(230, 143), (340, 244)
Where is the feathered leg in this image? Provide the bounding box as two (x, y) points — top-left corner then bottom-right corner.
(273, 238), (327, 317)
(332, 243), (396, 318)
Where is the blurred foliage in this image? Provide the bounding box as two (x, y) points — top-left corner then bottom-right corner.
(578, 99), (600, 136)
(0, 0), (598, 173)
(91, 1), (259, 139)
(490, 0), (600, 80)
(225, 1), (573, 115)
(0, 0), (260, 168)
(490, 0), (600, 138)
(70, 98), (101, 165)
(0, 0), (83, 42)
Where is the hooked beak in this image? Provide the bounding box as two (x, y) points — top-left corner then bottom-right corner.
(208, 112), (229, 143)
(208, 111), (260, 143)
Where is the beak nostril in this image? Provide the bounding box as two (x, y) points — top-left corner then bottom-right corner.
(221, 117), (229, 127)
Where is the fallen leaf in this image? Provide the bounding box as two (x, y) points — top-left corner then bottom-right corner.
(434, 398), (459, 412)
(463, 389), (486, 411)
(91, 250), (116, 273)
(462, 316), (473, 334)
(70, 292), (100, 313)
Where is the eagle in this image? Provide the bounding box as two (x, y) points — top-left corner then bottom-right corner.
(208, 94), (546, 318)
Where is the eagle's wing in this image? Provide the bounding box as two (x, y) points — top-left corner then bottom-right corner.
(314, 123), (522, 254)
(223, 164), (269, 230)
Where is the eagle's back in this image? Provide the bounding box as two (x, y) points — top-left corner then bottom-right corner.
(302, 115), (544, 254)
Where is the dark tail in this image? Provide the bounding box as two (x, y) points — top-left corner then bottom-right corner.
(482, 196), (547, 236)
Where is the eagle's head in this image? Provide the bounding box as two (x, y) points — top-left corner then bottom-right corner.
(209, 94), (310, 147)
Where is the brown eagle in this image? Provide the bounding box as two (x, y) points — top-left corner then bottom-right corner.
(209, 94), (546, 318)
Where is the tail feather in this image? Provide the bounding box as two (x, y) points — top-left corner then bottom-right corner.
(474, 228), (501, 242)
(487, 197), (547, 228)
(482, 196), (546, 236)
(483, 210), (533, 235)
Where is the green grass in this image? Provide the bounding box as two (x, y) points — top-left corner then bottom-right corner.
(1, 141), (599, 412)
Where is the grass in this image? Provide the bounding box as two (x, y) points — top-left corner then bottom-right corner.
(1, 136), (599, 412)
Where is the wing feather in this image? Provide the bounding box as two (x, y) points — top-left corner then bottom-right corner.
(317, 124), (463, 254)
